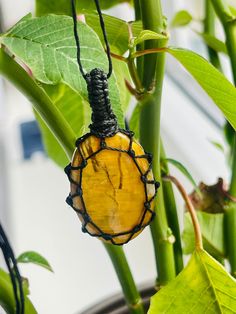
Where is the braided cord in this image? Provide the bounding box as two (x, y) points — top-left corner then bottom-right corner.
(71, 0), (113, 80)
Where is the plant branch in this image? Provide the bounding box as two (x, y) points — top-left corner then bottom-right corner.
(211, 0), (236, 277)
(204, 0), (222, 70)
(110, 51), (127, 62)
(137, 0), (176, 285)
(163, 175), (203, 250)
(105, 244), (145, 314)
(0, 48), (76, 158)
(160, 143), (184, 274)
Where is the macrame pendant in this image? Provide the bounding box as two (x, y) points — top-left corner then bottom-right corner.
(65, 69), (159, 245)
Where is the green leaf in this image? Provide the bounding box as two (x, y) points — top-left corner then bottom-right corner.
(112, 53), (131, 113)
(164, 158), (201, 196)
(133, 30), (168, 47)
(85, 11), (142, 54)
(148, 249), (236, 314)
(183, 212), (225, 258)
(199, 33), (227, 54)
(36, 83), (89, 167)
(230, 5), (236, 16)
(0, 15), (124, 128)
(129, 104), (141, 139)
(17, 251), (53, 272)
(0, 14), (126, 167)
(35, 0), (131, 16)
(0, 268), (37, 314)
(167, 47), (236, 130)
(171, 10), (193, 28)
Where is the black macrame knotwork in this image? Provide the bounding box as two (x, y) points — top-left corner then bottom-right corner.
(86, 68), (118, 137)
(65, 129), (160, 246)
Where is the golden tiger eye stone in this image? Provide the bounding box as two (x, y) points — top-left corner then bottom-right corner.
(70, 132), (156, 245)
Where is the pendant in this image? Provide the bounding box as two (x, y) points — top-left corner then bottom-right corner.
(65, 68), (159, 245)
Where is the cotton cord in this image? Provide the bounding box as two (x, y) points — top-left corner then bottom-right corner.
(71, 0), (113, 80)
(0, 222), (24, 314)
(71, 0), (118, 137)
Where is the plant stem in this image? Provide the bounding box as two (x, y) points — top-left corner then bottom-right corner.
(0, 48), (76, 158)
(133, 0), (144, 81)
(127, 57), (144, 93)
(137, 0), (176, 285)
(105, 244), (145, 314)
(163, 176), (203, 250)
(160, 143), (184, 274)
(204, 0), (222, 70)
(211, 0), (236, 276)
(0, 48), (145, 311)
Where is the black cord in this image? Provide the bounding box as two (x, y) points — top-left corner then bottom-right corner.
(0, 223), (24, 314)
(93, 0), (112, 78)
(71, 0), (113, 80)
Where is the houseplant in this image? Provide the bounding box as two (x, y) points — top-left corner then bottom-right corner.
(0, 0), (236, 313)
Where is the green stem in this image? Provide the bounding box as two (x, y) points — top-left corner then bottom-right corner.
(105, 244), (145, 314)
(160, 143), (184, 274)
(133, 0), (144, 81)
(204, 0), (222, 70)
(0, 48), (145, 311)
(0, 48), (76, 158)
(211, 0), (236, 277)
(127, 56), (144, 93)
(137, 0), (176, 285)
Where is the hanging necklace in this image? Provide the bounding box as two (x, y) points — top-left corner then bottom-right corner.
(65, 0), (159, 245)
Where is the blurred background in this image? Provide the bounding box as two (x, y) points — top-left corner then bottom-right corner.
(0, 0), (231, 313)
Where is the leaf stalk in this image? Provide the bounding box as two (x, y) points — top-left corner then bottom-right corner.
(163, 175), (203, 251)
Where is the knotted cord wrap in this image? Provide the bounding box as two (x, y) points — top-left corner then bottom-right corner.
(85, 68), (118, 137)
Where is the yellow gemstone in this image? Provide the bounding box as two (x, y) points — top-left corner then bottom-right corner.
(70, 132), (156, 244)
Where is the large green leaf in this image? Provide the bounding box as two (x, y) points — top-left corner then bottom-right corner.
(0, 268), (37, 314)
(183, 212), (225, 258)
(85, 11), (142, 54)
(35, 83), (89, 167)
(0, 14), (124, 127)
(167, 47), (236, 130)
(35, 0), (132, 16)
(17, 251), (53, 273)
(148, 249), (236, 313)
(0, 14), (126, 167)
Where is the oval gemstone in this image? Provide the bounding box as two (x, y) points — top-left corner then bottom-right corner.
(69, 132), (156, 245)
